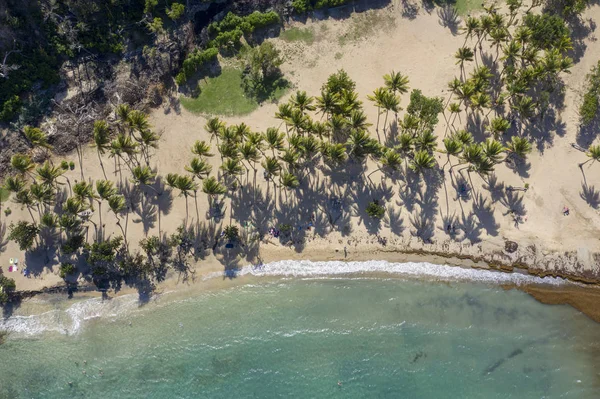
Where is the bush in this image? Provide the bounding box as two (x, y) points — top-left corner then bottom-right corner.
(177, 48), (219, 85)
(579, 61), (600, 125)
(7, 221), (39, 251)
(0, 275), (16, 304)
(292, 0), (351, 13)
(0, 95), (22, 122)
(59, 263), (77, 279)
(366, 200), (385, 219)
(166, 3), (185, 20)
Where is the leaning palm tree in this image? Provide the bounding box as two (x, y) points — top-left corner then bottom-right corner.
(262, 156), (282, 187)
(348, 110), (371, 132)
(347, 129), (380, 160)
(138, 129), (160, 165)
(127, 110), (151, 138)
(36, 161), (67, 193)
(108, 194), (128, 246)
(409, 150), (436, 173)
(205, 117), (225, 150)
(130, 165), (160, 195)
(90, 120), (111, 179)
(383, 70), (410, 95)
(11, 153), (36, 180)
(202, 176), (227, 209)
(264, 127), (285, 156)
(15, 189), (37, 223)
(315, 89), (339, 120)
(23, 126), (52, 159)
(367, 87), (387, 136)
(280, 171), (299, 190)
(368, 149), (402, 182)
(321, 142), (348, 167)
(4, 175), (26, 194)
(115, 103), (132, 134)
(185, 157), (212, 180)
(95, 179), (117, 236)
(487, 117), (511, 138)
(173, 174), (198, 224)
(506, 136), (532, 160)
(275, 103), (294, 136)
(482, 139), (505, 164)
(30, 182), (54, 217)
(290, 90), (316, 114)
(73, 181), (97, 210)
(442, 137), (463, 170)
(455, 47), (474, 78)
(191, 140), (213, 157)
(380, 90), (401, 137)
(220, 158), (244, 184)
(579, 144), (600, 168)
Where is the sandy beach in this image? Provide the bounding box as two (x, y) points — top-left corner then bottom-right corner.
(1, 1), (600, 320)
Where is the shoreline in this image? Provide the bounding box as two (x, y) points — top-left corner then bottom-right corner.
(7, 242), (600, 324)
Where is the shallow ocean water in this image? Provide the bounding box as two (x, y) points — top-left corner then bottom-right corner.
(0, 262), (599, 398)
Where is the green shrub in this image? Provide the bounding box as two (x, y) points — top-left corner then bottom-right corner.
(292, 0), (352, 13)
(59, 263), (77, 279)
(579, 60), (600, 125)
(366, 200), (385, 219)
(167, 3), (185, 20)
(177, 48), (219, 85)
(0, 95), (22, 122)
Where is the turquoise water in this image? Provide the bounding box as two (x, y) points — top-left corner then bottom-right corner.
(0, 270), (599, 398)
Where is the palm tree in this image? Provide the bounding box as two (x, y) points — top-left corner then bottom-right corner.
(579, 144), (600, 168)
(138, 129), (160, 165)
(348, 110), (371, 132)
(4, 175), (26, 194)
(280, 171), (299, 190)
(205, 117), (224, 150)
(262, 156), (282, 189)
(73, 181), (97, 210)
(14, 189), (37, 223)
(95, 179), (117, 237)
(290, 90), (315, 114)
(220, 158), (244, 186)
(185, 157), (212, 180)
(173, 174), (198, 224)
(131, 165), (160, 196)
(383, 70), (410, 95)
(487, 117), (511, 138)
(347, 129), (379, 160)
(321, 142), (348, 166)
(482, 139), (505, 164)
(380, 90), (401, 137)
(127, 110), (150, 139)
(264, 127), (285, 156)
(367, 87), (388, 137)
(115, 103), (132, 135)
(414, 130), (438, 153)
(110, 133), (139, 177)
(410, 150), (436, 173)
(23, 126), (52, 159)
(286, 109), (309, 136)
(30, 182), (54, 217)
(275, 103), (294, 137)
(368, 149), (402, 182)
(202, 176), (226, 209)
(91, 120), (111, 179)
(11, 154), (35, 180)
(191, 140), (213, 157)
(36, 161), (67, 193)
(316, 89), (339, 120)
(442, 137), (462, 170)
(455, 47), (474, 78)
(108, 194), (128, 246)
(511, 95), (536, 134)
(506, 136), (532, 160)
(462, 16), (480, 46)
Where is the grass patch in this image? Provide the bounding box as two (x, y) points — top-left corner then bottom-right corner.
(180, 69), (259, 116)
(180, 68), (289, 116)
(0, 187), (9, 203)
(338, 10), (395, 46)
(454, 0), (483, 14)
(280, 27), (315, 44)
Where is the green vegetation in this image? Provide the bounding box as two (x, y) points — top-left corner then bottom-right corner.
(59, 263), (77, 279)
(180, 69), (259, 116)
(292, 0), (351, 13)
(366, 200), (385, 219)
(0, 275), (16, 304)
(280, 27), (315, 44)
(175, 48), (219, 86)
(0, 188), (9, 202)
(579, 61), (600, 125)
(338, 10), (395, 46)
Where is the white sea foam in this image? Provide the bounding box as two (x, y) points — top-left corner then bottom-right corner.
(1, 260), (566, 337)
(0, 294), (139, 337)
(204, 259), (568, 286)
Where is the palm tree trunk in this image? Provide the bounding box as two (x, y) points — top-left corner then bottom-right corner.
(97, 150), (108, 180)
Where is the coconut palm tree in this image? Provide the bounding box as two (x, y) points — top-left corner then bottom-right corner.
(414, 130), (438, 153)
(383, 70), (410, 95)
(286, 109), (309, 136)
(512, 95), (536, 133)
(4, 176), (26, 194)
(347, 129), (379, 160)
(368, 149), (402, 182)
(262, 156), (281, 182)
(455, 47), (474, 78)
(442, 137), (463, 170)
(205, 117), (225, 149)
(11, 154), (35, 180)
(95, 179), (117, 237)
(91, 120), (111, 179)
(462, 16), (481, 46)
(73, 181), (97, 210)
(115, 103), (132, 134)
(30, 182), (54, 217)
(483, 139), (505, 164)
(191, 140), (213, 158)
(173, 174), (198, 224)
(202, 176), (226, 209)
(321, 142), (348, 166)
(23, 126), (52, 160)
(410, 150), (436, 173)
(131, 165), (160, 196)
(275, 103), (294, 137)
(505, 135), (532, 160)
(487, 117), (511, 138)
(579, 144), (600, 168)
(316, 89), (339, 120)
(185, 157), (212, 180)
(380, 90), (401, 138)
(127, 110), (150, 139)
(15, 189), (37, 223)
(220, 158), (244, 186)
(264, 127), (285, 155)
(367, 87), (388, 137)
(290, 90), (316, 114)
(36, 161), (67, 193)
(280, 171), (299, 190)
(108, 194), (128, 245)
(138, 129), (160, 165)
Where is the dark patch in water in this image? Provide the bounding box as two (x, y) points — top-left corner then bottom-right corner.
(411, 351), (427, 363)
(484, 348), (524, 374)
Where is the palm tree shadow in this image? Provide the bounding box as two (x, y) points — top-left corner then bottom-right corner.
(458, 211), (482, 243)
(481, 173), (505, 203)
(437, 5), (460, 35)
(439, 211), (459, 240)
(409, 209), (435, 242)
(132, 193), (157, 236)
(499, 190), (525, 216)
(472, 192), (500, 236)
(580, 182), (600, 209)
(384, 206), (404, 236)
(0, 222), (7, 254)
(504, 155), (531, 178)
